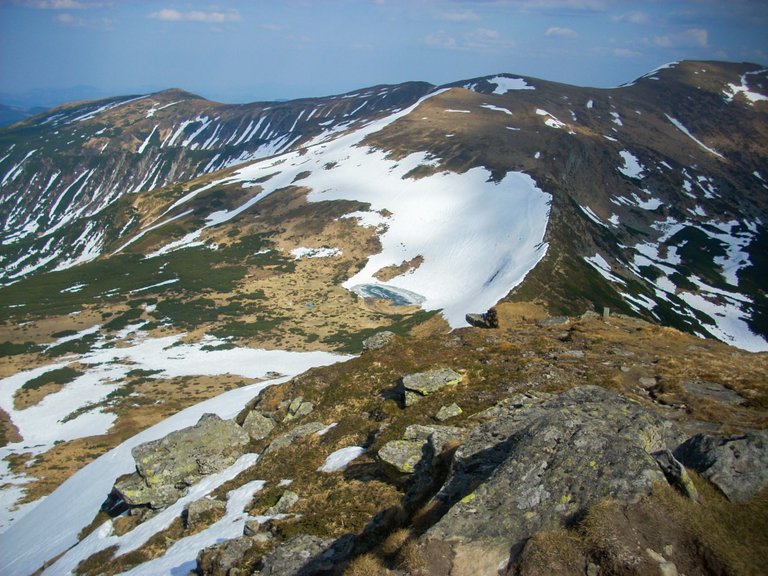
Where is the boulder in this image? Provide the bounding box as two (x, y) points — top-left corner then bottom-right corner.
(673, 431), (768, 502)
(264, 421), (326, 455)
(402, 368), (463, 406)
(379, 439), (426, 474)
(283, 397), (315, 423)
(465, 307), (499, 329)
(253, 534), (355, 576)
(265, 490), (300, 515)
(378, 424), (465, 475)
(114, 413), (250, 509)
(420, 385), (681, 575)
(184, 497), (227, 529)
(435, 403), (463, 421)
(362, 331), (396, 351)
(242, 411), (276, 441)
(197, 536), (255, 576)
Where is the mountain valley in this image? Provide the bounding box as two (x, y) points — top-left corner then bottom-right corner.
(0, 60), (767, 575)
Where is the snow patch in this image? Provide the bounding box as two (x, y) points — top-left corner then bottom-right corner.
(318, 446), (365, 472)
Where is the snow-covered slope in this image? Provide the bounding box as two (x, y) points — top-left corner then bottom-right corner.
(0, 83), (433, 283)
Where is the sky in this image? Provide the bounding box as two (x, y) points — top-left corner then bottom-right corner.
(0, 0), (767, 106)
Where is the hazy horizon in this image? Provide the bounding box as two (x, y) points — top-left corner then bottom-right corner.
(1, 0), (767, 108)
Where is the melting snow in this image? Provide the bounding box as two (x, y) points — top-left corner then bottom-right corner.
(481, 104), (513, 115)
(665, 115), (724, 159)
(535, 109), (567, 130)
(585, 254), (626, 285)
(318, 446), (365, 472)
(137, 125), (158, 154)
(723, 71), (768, 105)
(487, 76), (535, 94)
(617, 150), (645, 178)
(291, 247), (342, 259)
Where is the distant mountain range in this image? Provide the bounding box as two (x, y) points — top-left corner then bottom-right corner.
(1, 60), (765, 351)
(1, 59), (767, 576)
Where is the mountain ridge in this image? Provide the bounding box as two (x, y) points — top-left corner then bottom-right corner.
(0, 59), (767, 576)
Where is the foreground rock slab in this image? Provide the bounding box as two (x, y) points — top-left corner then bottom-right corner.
(420, 385), (681, 575)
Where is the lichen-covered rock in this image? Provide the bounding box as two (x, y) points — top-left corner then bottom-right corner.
(197, 536), (255, 576)
(420, 385), (681, 575)
(674, 431), (768, 502)
(362, 330), (395, 350)
(242, 411), (276, 441)
(402, 368), (462, 406)
(435, 403), (463, 421)
(379, 424), (465, 475)
(114, 413), (250, 509)
(264, 421), (326, 455)
(253, 534), (355, 576)
(283, 397), (315, 422)
(184, 497), (227, 529)
(379, 439), (425, 474)
(265, 490), (300, 515)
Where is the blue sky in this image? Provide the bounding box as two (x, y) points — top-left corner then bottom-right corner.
(1, 0), (766, 106)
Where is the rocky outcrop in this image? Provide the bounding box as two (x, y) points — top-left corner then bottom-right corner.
(465, 307), (499, 329)
(264, 421), (326, 455)
(253, 534), (355, 576)
(362, 331), (396, 351)
(401, 368), (463, 406)
(674, 431), (768, 502)
(242, 411), (276, 441)
(197, 536), (257, 576)
(378, 424), (465, 475)
(184, 497), (227, 529)
(112, 413), (250, 509)
(419, 385), (681, 575)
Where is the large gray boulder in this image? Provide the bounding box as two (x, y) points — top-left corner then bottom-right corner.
(420, 385), (681, 576)
(114, 413), (250, 509)
(402, 368), (463, 406)
(674, 431), (768, 502)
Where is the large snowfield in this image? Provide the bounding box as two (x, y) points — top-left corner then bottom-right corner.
(145, 89), (553, 327)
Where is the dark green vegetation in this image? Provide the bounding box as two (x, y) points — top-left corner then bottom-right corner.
(21, 366), (82, 391)
(0, 233), (289, 322)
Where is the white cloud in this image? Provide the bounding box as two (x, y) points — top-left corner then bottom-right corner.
(614, 47), (641, 58)
(613, 11), (649, 24)
(653, 27), (708, 49)
(424, 30), (458, 49)
(149, 8), (241, 24)
(425, 27), (513, 51)
(685, 28), (708, 47)
(439, 9), (480, 22)
(18, 0), (106, 8)
(545, 26), (578, 38)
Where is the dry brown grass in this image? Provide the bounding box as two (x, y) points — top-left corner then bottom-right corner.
(515, 529), (587, 576)
(578, 475), (768, 576)
(343, 553), (391, 576)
